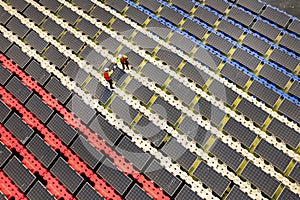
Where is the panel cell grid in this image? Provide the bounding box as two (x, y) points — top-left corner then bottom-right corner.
(225, 185), (252, 200)
(116, 136), (151, 170)
(80, 46), (105, 69)
(0, 7), (11, 25)
(277, 187), (300, 200)
(254, 139), (292, 172)
(76, 18), (99, 38)
(91, 6), (114, 25)
(193, 161), (230, 197)
(236, 98), (269, 127)
(0, 64), (12, 85)
(156, 47), (184, 70)
(269, 48), (300, 72)
(96, 32), (121, 53)
(182, 18), (208, 40)
(39, 0), (61, 12)
(8, 0), (28, 12)
(97, 159), (133, 195)
(236, 0), (265, 14)
(6, 17), (30, 38)
(209, 139), (244, 171)
(175, 185), (203, 200)
(125, 6), (148, 25)
(3, 156), (35, 192)
(242, 33), (271, 55)
(289, 162), (300, 183)
(241, 162), (280, 198)
(50, 158), (84, 194)
(217, 19), (245, 40)
(71, 136), (104, 169)
(23, 5), (46, 26)
(227, 7), (255, 27)
(27, 181), (55, 200)
(289, 80), (300, 99)
(206, 33), (234, 55)
(162, 138), (197, 170)
(60, 31), (85, 53)
(172, 0), (194, 12)
(84, 78), (112, 104)
(124, 51), (144, 68)
(151, 96), (181, 125)
(261, 6), (290, 27)
(146, 19), (172, 39)
(278, 99), (300, 124)
(42, 18), (64, 38)
(288, 19), (300, 35)
(141, 62), (169, 86)
(26, 134), (58, 168)
(167, 79), (196, 105)
(180, 62), (210, 87)
(111, 18), (135, 39)
(43, 45), (68, 69)
(125, 78), (154, 105)
(251, 20), (282, 41)
(205, 0), (229, 13)
(231, 48), (261, 71)
(267, 118), (300, 149)
(6, 45), (31, 69)
(132, 32), (158, 53)
(76, 183), (104, 200)
(4, 113), (34, 144)
(279, 34), (300, 55)
(259, 63), (290, 89)
(109, 96), (139, 124)
(89, 114), (123, 146)
(134, 116), (167, 147)
(0, 142), (12, 167)
(145, 160), (182, 196)
(125, 184), (152, 200)
(73, 0), (94, 12)
(139, 0), (161, 12)
(193, 97), (226, 126)
(194, 6), (219, 26)
(248, 80), (280, 107)
(159, 6), (184, 25)
(178, 116), (211, 146)
(63, 60), (88, 86)
(0, 34), (12, 53)
(25, 60), (50, 85)
(6, 76), (32, 104)
(47, 113), (77, 145)
(223, 118), (257, 148)
(57, 6), (80, 25)
(193, 46), (223, 70)
(44, 77), (72, 104)
(0, 100), (10, 123)
(104, 0), (127, 12)
(169, 31), (197, 53)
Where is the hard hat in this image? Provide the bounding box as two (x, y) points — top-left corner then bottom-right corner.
(123, 54), (127, 58)
(104, 68), (109, 71)
(118, 54), (122, 58)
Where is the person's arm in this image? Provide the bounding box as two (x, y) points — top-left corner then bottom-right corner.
(108, 70), (114, 76)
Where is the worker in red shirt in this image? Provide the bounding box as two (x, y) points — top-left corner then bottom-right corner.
(103, 68), (114, 89)
(116, 54), (130, 70)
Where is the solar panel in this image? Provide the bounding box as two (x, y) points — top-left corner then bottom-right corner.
(125, 184), (152, 200)
(161, 138), (197, 170)
(181, 18), (208, 40)
(43, 45), (68, 69)
(167, 78), (196, 105)
(84, 77), (113, 104)
(132, 32), (158, 53)
(125, 51), (144, 68)
(227, 7), (255, 27)
(193, 161), (230, 197)
(259, 63), (290, 89)
(175, 185), (203, 200)
(254, 139), (292, 172)
(141, 62), (169, 86)
(97, 159), (133, 195)
(111, 66), (128, 85)
(26, 134), (58, 168)
(104, 0), (127, 12)
(279, 34), (300, 55)
(289, 163), (300, 184)
(63, 60), (89, 86)
(225, 185), (252, 200)
(159, 6), (184, 25)
(277, 187), (300, 200)
(125, 78), (154, 105)
(251, 20), (281, 41)
(23, 5), (46, 26)
(60, 31), (85, 53)
(25, 60), (50, 85)
(194, 6), (219, 26)
(6, 45), (31, 68)
(80, 46), (105, 69)
(193, 97), (226, 126)
(42, 18), (65, 38)
(125, 6), (149, 25)
(151, 96), (181, 125)
(3, 156), (36, 192)
(109, 96), (139, 125)
(50, 158), (84, 194)
(76, 18), (99, 38)
(6, 17), (30, 38)
(0, 7), (11, 25)
(47, 113), (78, 145)
(145, 160), (182, 196)
(217, 19), (245, 40)
(0, 100), (11, 123)
(0, 34), (12, 53)
(172, 0), (195, 12)
(209, 139), (244, 171)
(223, 118), (257, 148)
(76, 183), (104, 200)
(269, 48), (300, 72)
(89, 114), (123, 146)
(146, 19), (172, 39)
(57, 6), (80, 25)
(116, 136), (151, 170)
(4, 113), (34, 144)
(231, 48), (261, 71)
(178, 116), (211, 146)
(111, 18), (135, 39)
(72, 0), (94, 12)
(156, 47), (184, 70)
(261, 6), (290, 27)
(0, 142), (12, 168)
(241, 162), (280, 198)
(39, 0), (61, 12)
(27, 181), (55, 200)
(236, 0), (265, 14)
(66, 94), (96, 124)
(44, 77), (73, 104)
(242, 33), (271, 55)
(193, 46), (223, 70)
(71, 135), (104, 169)
(206, 33), (234, 55)
(287, 19), (300, 35)
(236, 98), (270, 127)
(278, 99), (300, 124)
(0, 64), (12, 86)
(169, 32), (197, 53)
(134, 116), (167, 147)
(205, 0), (229, 13)
(180, 62), (210, 88)
(139, 0), (161, 12)
(91, 6), (114, 25)
(266, 118), (300, 149)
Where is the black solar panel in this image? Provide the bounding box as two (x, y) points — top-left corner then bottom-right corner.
(80, 46), (105, 69)
(3, 156), (36, 192)
(261, 6), (290, 27)
(47, 113), (78, 145)
(40, 0), (61, 12)
(242, 33), (271, 55)
(97, 159), (133, 195)
(76, 18), (99, 38)
(6, 45), (31, 69)
(227, 7), (255, 27)
(89, 114), (123, 146)
(50, 158), (84, 194)
(4, 113), (34, 144)
(0, 64), (12, 85)
(178, 116), (211, 146)
(63, 60), (89, 86)
(225, 185), (252, 200)
(146, 19), (172, 39)
(161, 138), (197, 170)
(289, 162), (300, 184)
(223, 118), (257, 148)
(0, 142), (12, 167)
(278, 99), (300, 124)
(139, 0), (161, 12)
(23, 5), (46, 26)
(277, 187), (300, 200)
(111, 18), (135, 39)
(0, 100), (11, 123)
(287, 19), (300, 35)
(60, 31), (85, 53)
(193, 161), (230, 197)
(8, 0), (28, 12)
(91, 6), (114, 25)
(169, 32), (197, 53)
(269, 48), (300, 72)
(159, 6), (184, 25)
(236, 98), (269, 127)
(251, 20), (281, 41)
(66, 94), (96, 124)
(206, 32), (234, 55)
(236, 0), (265, 14)
(43, 45), (68, 69)
(151, 96), (181, 125)
(44, 77), (73, 104)
(156, 47), (184, 70)
(26, 134), (58, 168)
(241, 162), (280, 198)
(175, 185), (203, 200)
(172, 0), (194, 12)
(134, 116), (168, 147)
(42, 18), (65, 38)
(84, 77), (113, 104)
(217, 19), (245, 40)
(254, 139), (292, 172)
(0, 34), (12, 53)
(72, 0), (94, 12)
(27, 181), (55, 200)
(167, 79), (196, 105)
(71, 135), (104, 169)
(145, 160), (182, 196)
(194, 6), (219, 26)
(180, 62), (210, 87)
(141, 62), (169, 86)
(231, 48), (261, 71)
(57, 6), (80, 25)
(279, 34), (300, 55)
(289, 81), (300, 99)
(104, 0), (127, 12)
(6, 17), (30, 38)
(125, 184), (152, 200)
(25, 60), (50, 86)
(0, 7), (11, 25)
(182, 18), (208, 40)
(259, 63), (290, 89)
(125, 6), (149, 25)
(132, 32), (158, 53)
(125, 79), (154, 105)
(209, 139), (244, 171)
(76, 183), (104, 200)
(193, 46), (223, 70)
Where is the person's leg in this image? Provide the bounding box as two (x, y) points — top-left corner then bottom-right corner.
(108, 80), (114, 89)
(125, 61), (129, 69)
(121, 62), (125, 70)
